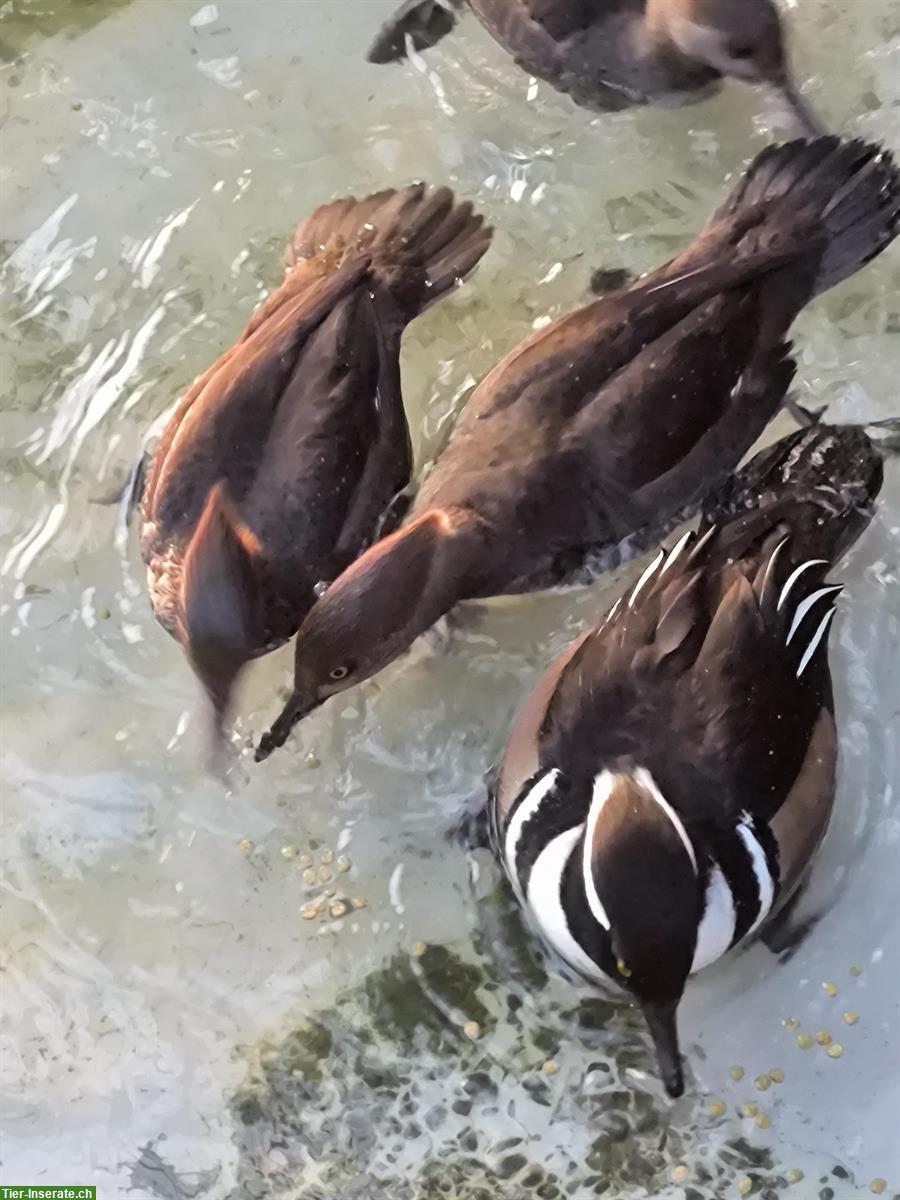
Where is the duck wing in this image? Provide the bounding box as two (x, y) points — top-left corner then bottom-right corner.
(557, 283), (799, 546)
(540, 517), (839, 847)
(416, 249), (802, 587)
(237, 283), (414, 591)
(552, 419), (884, 833)
(140, 261), (370, 558)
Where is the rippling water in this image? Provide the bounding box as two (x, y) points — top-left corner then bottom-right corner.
(2, 1), (899, 1196)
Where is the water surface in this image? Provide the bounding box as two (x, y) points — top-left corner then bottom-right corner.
(1, 1), (899, 1196)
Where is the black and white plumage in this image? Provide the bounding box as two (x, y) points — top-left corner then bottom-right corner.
(491, 422), (886, 1097)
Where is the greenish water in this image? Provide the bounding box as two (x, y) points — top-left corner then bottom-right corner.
(1, 1), (899, 1197)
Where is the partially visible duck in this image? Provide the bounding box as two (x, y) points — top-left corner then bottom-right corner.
(138, 184), (492, 758)
(255, 136), (899, 760)
(368, 0), (823, 134)
(491, 420), (889, 1097)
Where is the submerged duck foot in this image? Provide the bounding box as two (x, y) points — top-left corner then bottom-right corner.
(588, 266), (635, 296)
(371, 484), (416, 544)
(447, 799), (492, 852)
(760, 910), (823, 960)
(90, 448), (151, 529)
(759, 881), (821, 960)
(419, 604), (487, 656)
(446, 601), (492, 634)
(784, 394), (827, 429)
(366, 0), (458, 64)
(864, 416), (900, 454)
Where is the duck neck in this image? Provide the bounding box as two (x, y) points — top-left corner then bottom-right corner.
(638, 0), (683, 57)
(389, 505), (490, 644)
(318, 504), (491, 687)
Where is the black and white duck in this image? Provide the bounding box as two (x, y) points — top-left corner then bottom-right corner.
(255, 136), (899, 760)
(368, 0), (823, 134)
(491, 420), (891, 1096)
(138, 184), (492, 759)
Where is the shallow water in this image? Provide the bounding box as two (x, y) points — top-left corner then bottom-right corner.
(1, 0), (899, 1196)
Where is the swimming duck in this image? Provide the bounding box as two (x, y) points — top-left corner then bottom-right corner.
(138, 184), (492, 758)
(368, 0), (823, 134)
(255, 136), (899, 761)
(489, 420), (887, 1096)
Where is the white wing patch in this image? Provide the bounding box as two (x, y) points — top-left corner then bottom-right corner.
(691, 862), (736, 973)
(503, 768), (559, 905)
(759, 534), (790, 599)
(527, 825), (608, 983)
(601, 596), (622, 628)
(776, 559), (828, 612)
(785, 585), (843, 645)
(628, 548), (666, 609)
(688, 525), (716, 561)
(633, 767), (698, 873)
(796, 607), (838, 678)
(736, 820), (776, 936)
(659, 528), (694, 579)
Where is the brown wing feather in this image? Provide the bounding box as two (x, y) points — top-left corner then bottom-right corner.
(141, 262), (368, 539)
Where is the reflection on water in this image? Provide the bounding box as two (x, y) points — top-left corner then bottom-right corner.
(1, 0), (898, 1196)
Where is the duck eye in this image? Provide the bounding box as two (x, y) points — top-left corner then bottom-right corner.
(730, 45), (754, 59)
(329, 665), (349, 681)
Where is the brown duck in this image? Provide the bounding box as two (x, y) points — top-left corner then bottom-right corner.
(368, 0), (823, 134)
(490, 420), (888, 1096)
(255, 136), (899, 762)
(138, 184), (492, 758)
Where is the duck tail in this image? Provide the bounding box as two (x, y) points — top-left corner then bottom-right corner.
(712, 136), (900, 296)
(700, 422), (887, 564)
(285, 183), (493, 319)
(179, 483), (262, 749)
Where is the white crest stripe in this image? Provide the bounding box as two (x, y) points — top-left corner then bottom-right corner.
(736, 821), (775, 936)
(628, 548), (666, 609)
(659, 529), (694, 578)
(759, 534), (790, 599)
(582, 772), (615, 930)
(776, 559), (828, 612)
(634, 767), (697, 873)
(527, 825), (608, 982)
(603, 596), (622, 627)
(503, 768), (559, 903)
(796, 607), (837, 678)
(688, 525), (716, 561)
(785, 585), (842, 645)
(691, 862), (737, 973)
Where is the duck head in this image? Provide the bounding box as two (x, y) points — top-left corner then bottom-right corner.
(584, 768), (704, 1097)
(648, 0), (823, 134)
(255, 506), (486, 761)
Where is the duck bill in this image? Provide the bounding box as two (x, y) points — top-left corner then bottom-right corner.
(204, 715), (235, 783)
(642, 1000), (685, 1098)
(190, 653), (244, 779)
(254, 689), (320, 762)
(768, 78), (825, 137)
